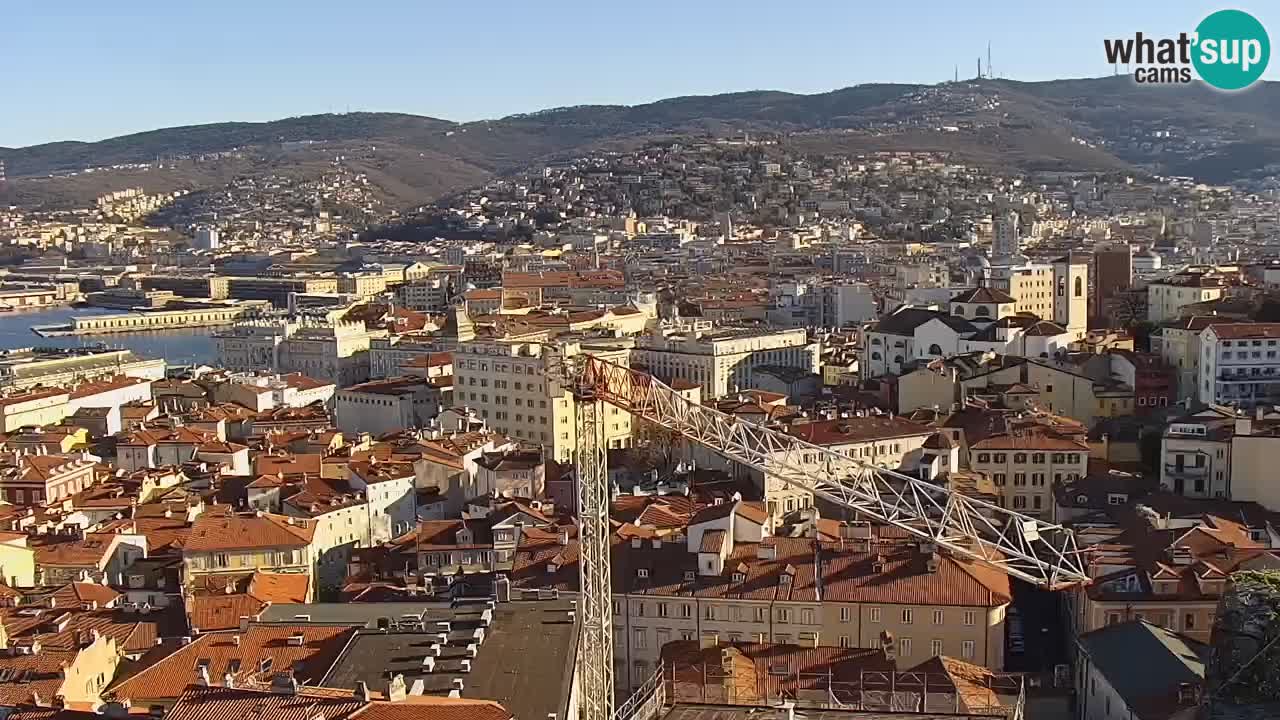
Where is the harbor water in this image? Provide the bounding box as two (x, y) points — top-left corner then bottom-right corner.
(0, 306), (220, 366)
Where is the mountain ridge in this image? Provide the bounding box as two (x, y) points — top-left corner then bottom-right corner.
(5, 76), (1280, 209)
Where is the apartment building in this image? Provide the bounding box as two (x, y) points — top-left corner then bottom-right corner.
(347, 459), (417, 543)
(1197, 323), (1280, 407)
(1159, 408), (1236, 499)
(227, 276), (340, 308)
(1070, 499), (1278, 645)
(182, 511), (316, 589)
(1155, 316), (1217, 402)
(1227, 411), (1280, 508)
(453, 337), (633, 461)
(989, 264), (1053, 320)
(335, 376), (444, 436)
(0, 452), (97, 505)
(216, 373), (335, 412)
(395, 275), (452, 313)
(635, 322), (818, 400)
(969, 432), (1089, 517)
(0, 388), (70, 432)
(0, 347), (165, 392)
(1147, 274), (1226, 324)
(514, 502), (1010, 692)
(772, 416), (935, 519)
(216, 316), (374, 387)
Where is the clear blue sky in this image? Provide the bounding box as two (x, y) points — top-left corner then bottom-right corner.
(4, 0), (1278, 147)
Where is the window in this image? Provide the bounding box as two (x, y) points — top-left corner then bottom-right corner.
(977, 453), (990, 463)
(657, 603), (669, 618)
(1014, 473), (1027, 486)
(899, 637), (912, 657)
(964, 611), (976, 626)
(754, 607), (767, 622)
(778, 608), (792, 624)
(931, 639), (944, 657)
(1014, 453), (1027, 463)
(902, 608), (913, 624)
(994, 473), (1006, 486)
(636, 602), (645, 617)
(1075, 276), (1083, 297)
(681, 604), (692, 618)
(705, 605), (716, 620)
(994, 453), (1007, 463)
(870, 607), (881, 623)
(801, 609), (815, 625)
(840, 607), (851, 623)
(1013, 496), (1027, 509)
(839, 635), (851, 648)
(933, 609), (944, 625)
(928, 343), (943, 355)
(1032, 453), (1045, 463)
(962, 640), (975, 659)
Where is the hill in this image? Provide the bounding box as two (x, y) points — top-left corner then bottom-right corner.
(5, 77), (1280, 210)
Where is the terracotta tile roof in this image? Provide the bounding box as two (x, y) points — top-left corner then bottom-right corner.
(699, 530), (726, 553)
(971, 432), (1089, 451)
(417, 520), (494, 551)
(254, 452), (324, 477)
(185, 512), (315, 552)
(0, 648), (82, 707)
(49, 582), (120, 609)
(516, 535), (1011, 607)
(187, 594), (267, 632)
(249, 572), (310, 604)
(68, 376), (149, 400)
(353, 697), (513, 720)
(30, 533), (118, 568)
(662, 641), (892, 704)
(108, 624), (360, 703)
(784, 416), (933, 446)
(1206, 322), (1280, 340)
(164, 683), (367, 720)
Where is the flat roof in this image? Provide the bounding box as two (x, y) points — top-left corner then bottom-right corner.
(317, 600), (576, 720)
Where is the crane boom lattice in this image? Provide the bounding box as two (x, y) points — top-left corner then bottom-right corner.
(573, 356), (1090, 590)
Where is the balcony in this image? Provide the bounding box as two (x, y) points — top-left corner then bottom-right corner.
(1164, 463), (1208, 480)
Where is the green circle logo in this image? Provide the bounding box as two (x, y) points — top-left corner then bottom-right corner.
(1193, 9), (1270, 90)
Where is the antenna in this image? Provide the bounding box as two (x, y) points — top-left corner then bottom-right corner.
(954, 65), (958, 83)
(977, 57), (982, 80)
(988, 41), (992, 79)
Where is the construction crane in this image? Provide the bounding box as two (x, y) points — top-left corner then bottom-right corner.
(560, 354), (1091, 720)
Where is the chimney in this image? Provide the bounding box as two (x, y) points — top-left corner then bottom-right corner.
(354, 681), (372, 702)
(756, 541), (776, 561)
(387, 674), (408, 702)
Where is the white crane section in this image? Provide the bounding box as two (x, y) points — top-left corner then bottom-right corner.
(571, 355), (1091, 591)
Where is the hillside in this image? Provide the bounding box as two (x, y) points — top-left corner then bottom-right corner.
(5, 77), (1280, 210)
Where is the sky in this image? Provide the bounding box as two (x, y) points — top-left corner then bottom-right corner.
(5, 0), (1280, 147)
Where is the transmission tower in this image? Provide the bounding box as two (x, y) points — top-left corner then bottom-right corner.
(572, 364), (615, 720)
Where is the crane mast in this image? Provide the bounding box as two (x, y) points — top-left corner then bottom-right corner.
(570, 364), (615, 720)
(563, 354), (1091, 719)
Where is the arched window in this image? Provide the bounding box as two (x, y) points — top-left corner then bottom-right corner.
(893, 355), (904, 365)
(975, 306), (991, 317)
(1075, 276), (1084, 297)
(928, 344), (943, 355)
(954, 305), (964, 316)
(871, 352), (881, 360)
(871, 337), (882, 345)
